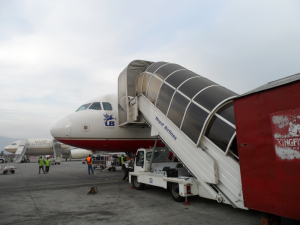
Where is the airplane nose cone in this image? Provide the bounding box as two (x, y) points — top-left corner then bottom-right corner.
(50, 116), (71, 138)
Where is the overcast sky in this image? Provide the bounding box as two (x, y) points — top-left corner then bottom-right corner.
(0, 0), (299, 139)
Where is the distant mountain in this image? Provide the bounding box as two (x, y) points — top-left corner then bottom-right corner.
(0, 136), (20, 154)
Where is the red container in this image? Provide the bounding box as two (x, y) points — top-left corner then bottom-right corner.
(233, 77), (300, 220)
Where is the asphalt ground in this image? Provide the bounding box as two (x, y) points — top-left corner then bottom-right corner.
(0, 160), (299, 225)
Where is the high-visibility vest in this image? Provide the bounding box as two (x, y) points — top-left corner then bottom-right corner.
(87, 157), (92, 164)
(39, 159), (45, 166)
(45, 160), (50, 166)
(121, 157), (124, 164)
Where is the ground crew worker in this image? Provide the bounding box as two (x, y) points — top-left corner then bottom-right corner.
(86, 155), (95, 175)
(121, 155), (125, 172)
(45, 157), (50, 173)
(5, 158), (8, 163)
(69, 156), (71, 161)
(38, 157), (45, 174)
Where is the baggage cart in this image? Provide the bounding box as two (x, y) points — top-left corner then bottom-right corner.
(0, 165), (17, 175)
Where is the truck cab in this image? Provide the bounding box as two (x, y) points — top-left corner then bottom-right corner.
(129, 147), (198, 202)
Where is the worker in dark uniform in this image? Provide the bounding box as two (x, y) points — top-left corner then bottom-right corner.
(38, 157), (45, 174)
(86, 155), (95, 175)
(45, 157), (50, 173)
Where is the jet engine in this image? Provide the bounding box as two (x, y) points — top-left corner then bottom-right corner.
(69, 149), (93, 159)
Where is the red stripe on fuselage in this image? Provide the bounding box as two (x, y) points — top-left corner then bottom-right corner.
(57, 139), (164, 152)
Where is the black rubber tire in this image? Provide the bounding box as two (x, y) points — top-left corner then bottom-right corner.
(0, 159), (3, 163)
(3, 171), (8, 175)
(170, 183), (184, 202)
(131, 176), (145, 190)
(112, 167), (116, 172)
(11, 170), (15, 174)
(93, 166), (96, 170)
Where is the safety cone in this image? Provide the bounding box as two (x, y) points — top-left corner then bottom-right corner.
(131, 186), (134, 189)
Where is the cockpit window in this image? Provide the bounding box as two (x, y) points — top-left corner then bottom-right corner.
(12, 143), (17, 145)
(102, 102), (112, 110)
(76, 103), (92, 112)
(89, 102), (102, 110)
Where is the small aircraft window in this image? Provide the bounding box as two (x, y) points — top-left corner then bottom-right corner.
(89, 102), (102, 110)
(102, 102), (112, 110)
(76, 103), (92, 112)
(12, 143), (16, 145)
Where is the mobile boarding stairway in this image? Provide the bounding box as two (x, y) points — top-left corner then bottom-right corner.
(118, 60), (245, 209)
(14, 139), (28, 163)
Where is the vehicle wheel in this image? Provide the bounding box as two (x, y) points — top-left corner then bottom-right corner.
(11, 170), (15, 174)
(55, 163), (56, 165)
(93, 166), (96, 170)
(132, 176), (145, 190)
(170, 183), (184, 202)
(112, 167), (116, 172)
(58, 163), (60, 165)
(3, 170), (8, 175)
(0, 159), (3, 163)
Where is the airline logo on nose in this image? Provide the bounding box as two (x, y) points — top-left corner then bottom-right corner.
(103, 113), (116, 127)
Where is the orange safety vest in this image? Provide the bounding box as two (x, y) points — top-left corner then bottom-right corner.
(87, 157), (92, 164)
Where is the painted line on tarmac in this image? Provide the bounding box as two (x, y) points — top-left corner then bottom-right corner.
(0, 180), (126, 192)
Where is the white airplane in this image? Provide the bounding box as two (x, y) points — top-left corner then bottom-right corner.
(50, 94), (163, 152)
(4, 138), (93, 159)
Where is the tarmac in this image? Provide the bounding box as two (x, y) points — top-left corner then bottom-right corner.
(0, 160), (299, 225)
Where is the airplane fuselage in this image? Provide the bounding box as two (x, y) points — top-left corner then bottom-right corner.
(51, 94), (162, 151)
(5, 138), (71, 155)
